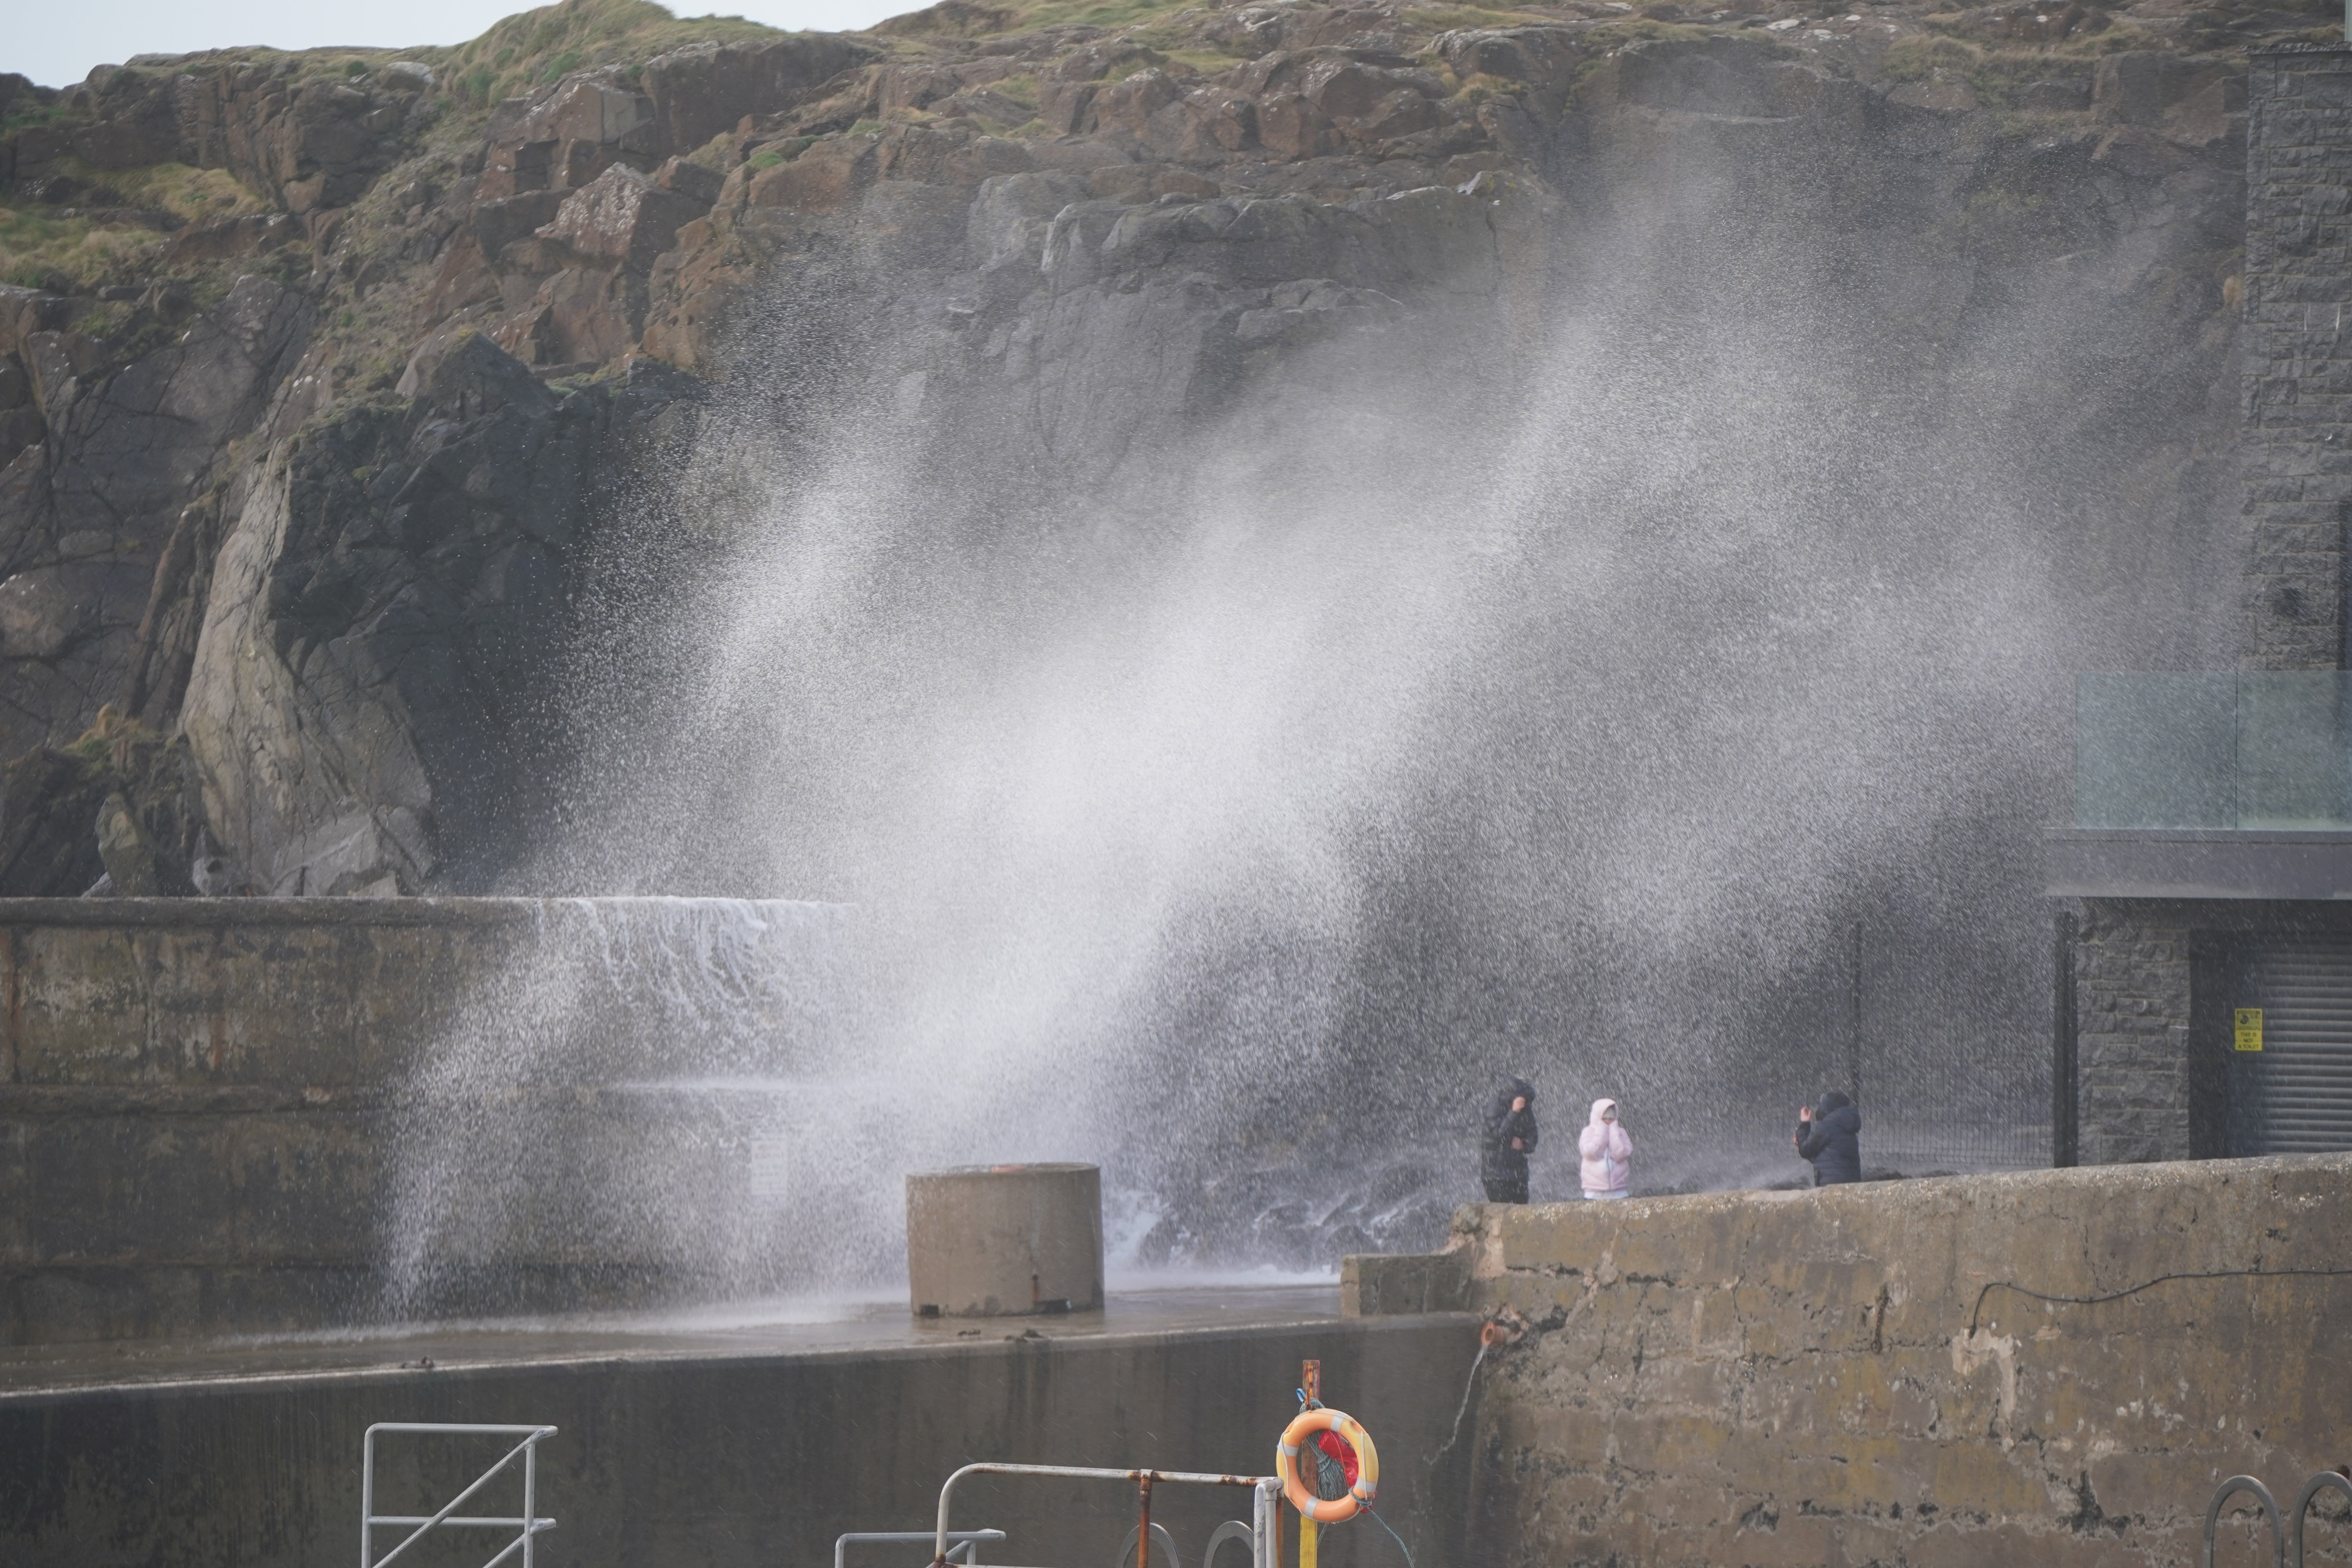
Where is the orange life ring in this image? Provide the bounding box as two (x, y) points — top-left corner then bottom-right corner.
(1276, 1407), (1380, 1523)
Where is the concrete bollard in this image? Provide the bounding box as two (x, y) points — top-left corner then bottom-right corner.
(906, 1163), (1104, 1317)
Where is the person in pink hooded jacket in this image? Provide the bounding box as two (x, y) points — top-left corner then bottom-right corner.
(1578, 1098), (1632, 1199)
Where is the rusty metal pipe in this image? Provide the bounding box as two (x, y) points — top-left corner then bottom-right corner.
(930, 1463), (1274, 1566)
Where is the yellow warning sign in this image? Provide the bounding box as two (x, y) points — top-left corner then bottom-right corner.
(2235, 1008), (2264, 1053)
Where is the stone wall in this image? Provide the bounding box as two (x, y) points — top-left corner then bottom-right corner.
(2244, 45), (2352, 670)
(1348, 1156), (2352, 1568)
(2067, 898), (2352, 1163)
(0, 895), (839, 1345)
(2073, 897), (2198, 1163)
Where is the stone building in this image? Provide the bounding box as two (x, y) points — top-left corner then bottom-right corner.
(2050, 44), (2352, 1164)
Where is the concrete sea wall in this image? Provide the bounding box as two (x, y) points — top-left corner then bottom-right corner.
(0, 1314), (1482, 1568)
(0, 895), (842, 1345)
(1348, 1154), (2352, 1567)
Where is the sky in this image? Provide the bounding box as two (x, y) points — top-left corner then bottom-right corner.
(10, 0), (905, 90)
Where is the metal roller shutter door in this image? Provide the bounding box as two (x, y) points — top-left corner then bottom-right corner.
(2233, 940), (2352, 1155)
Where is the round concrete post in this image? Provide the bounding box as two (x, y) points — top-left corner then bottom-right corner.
(906, 1163), (1104, 1317)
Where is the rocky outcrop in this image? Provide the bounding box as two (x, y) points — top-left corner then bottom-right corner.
(0, 0), (2309, 893)
(0, 275), (309, 765)
(182, 332), (699, 894)
(0, 708), (208, 895)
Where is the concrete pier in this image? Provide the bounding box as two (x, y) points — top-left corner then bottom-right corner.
(0, 1285), (1479, 1568)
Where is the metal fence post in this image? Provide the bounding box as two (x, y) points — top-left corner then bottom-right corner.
(2054, 909), (2079, 1167)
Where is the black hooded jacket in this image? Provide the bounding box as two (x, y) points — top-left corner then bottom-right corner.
(1796, 1090), (1862, 1185)
(1482, 1078), (1539, 1183)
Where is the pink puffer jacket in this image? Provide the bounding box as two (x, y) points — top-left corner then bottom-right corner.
(1577, 1098), (1632, 1194)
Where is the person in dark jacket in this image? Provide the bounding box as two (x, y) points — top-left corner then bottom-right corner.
(1481, 1078), (1539, 1203)
(1796, 1089), (1862, 1185)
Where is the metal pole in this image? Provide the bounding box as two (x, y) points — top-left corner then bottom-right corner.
(361, 1427), (376, 1568)
(1137, 1474), (1154, 1568)
(2053, 910), (2079, 1167)
(1848, 919), (1863, 1107)
(523, 1434), (537, 1568)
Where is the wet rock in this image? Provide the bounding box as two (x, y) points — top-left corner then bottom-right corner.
(184, 335), (704, 893)
(0, 748), (107, 895)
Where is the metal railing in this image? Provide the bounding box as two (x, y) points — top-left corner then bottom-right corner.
(838, 1532), (1005, 1568)
(928, 1463), (1281, 1568)
(361, 1422), (558, 1568)
(2203, 1470), (2352, 1568)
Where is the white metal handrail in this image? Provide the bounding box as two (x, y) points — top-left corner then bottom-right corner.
(362, 1422), (559, 1568)
(838, 1528), (1005, 1568)
(930, 1464), (1280, 1568)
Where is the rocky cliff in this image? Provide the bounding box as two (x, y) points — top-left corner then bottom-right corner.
(0, 0), (2318, 894)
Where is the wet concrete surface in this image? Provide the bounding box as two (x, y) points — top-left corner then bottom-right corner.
(0, 1280), (1345, 1398)
(2, 1281), (1479, 1568)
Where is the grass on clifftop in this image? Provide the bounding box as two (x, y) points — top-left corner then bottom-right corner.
(0, 162), (264, 292)
(442, 0), (791, 105)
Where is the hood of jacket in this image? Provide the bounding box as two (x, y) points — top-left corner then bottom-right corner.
(1488, 1078), (1536, 1123)
(1588, 1097), (1617, 1126)
(1817, 1090), (1860, 1131)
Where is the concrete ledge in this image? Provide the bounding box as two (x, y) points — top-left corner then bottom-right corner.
(1339, 1247), (1469, 1317)
(0, 895), (551, 926)
(2047, 828), (2352, 898)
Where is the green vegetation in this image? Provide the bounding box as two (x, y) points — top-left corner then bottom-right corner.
(440, 0), (786, 106)
(53, 160), (265, 224)
(994, 0), (1187, 32)
(0, 158), (266, 292)
(1402, 4), (1571, 30)
(0, 207), (164, 290)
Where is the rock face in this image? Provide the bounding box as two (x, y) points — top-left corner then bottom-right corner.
(183, 335), (699, 894)
(0, 276), (309, 764)
(0, 0), (2300, 893)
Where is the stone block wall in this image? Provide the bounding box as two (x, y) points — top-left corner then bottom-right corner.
(1367, 1156), (2352, 1568)
(2073, 898), (2196, 1162)
(2067, 897), (2352, 1163)
(0, 895), (841, 1345)
(2245, 45), (2352, 669)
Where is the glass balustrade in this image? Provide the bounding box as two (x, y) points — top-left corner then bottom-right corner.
(2076, 672), (2352, 829)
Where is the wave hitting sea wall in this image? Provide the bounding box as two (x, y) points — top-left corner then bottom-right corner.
(0, 895), (854, 1345)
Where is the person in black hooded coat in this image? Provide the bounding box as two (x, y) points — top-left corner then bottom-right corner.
(1795, 1089), (1862, 1185)
(1481, 1078), (1538, 1203)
